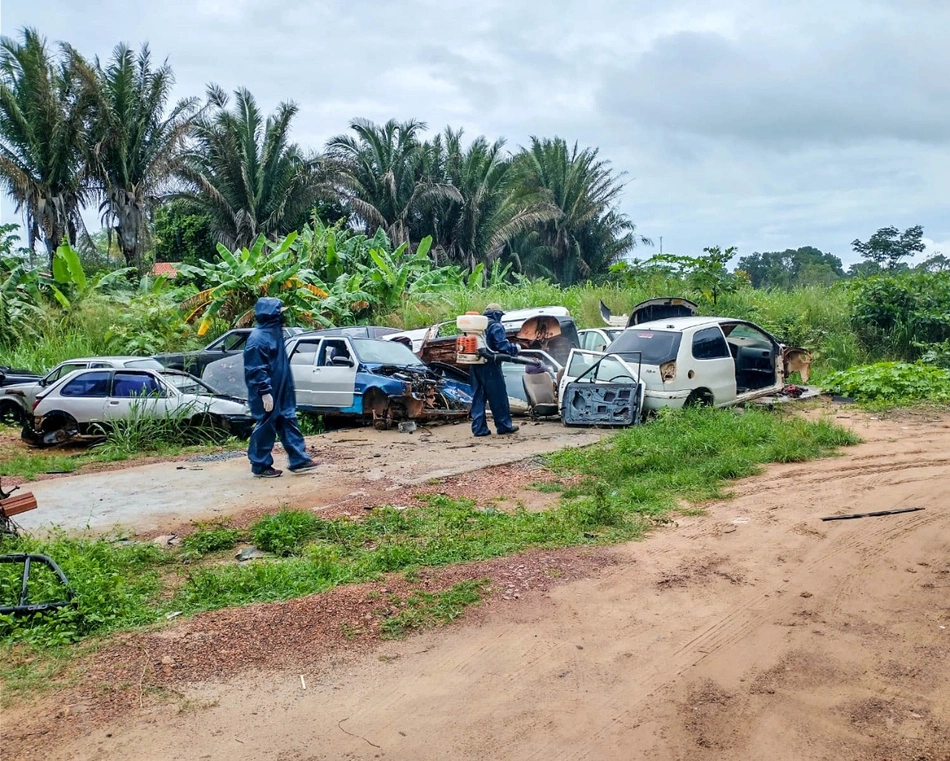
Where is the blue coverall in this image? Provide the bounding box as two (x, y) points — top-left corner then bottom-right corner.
(243, 297), (311, 473)
(469, 309), (520, 436)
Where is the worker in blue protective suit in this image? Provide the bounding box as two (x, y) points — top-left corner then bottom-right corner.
(243, 297), (317, 478)
(470, 303), (521, 437)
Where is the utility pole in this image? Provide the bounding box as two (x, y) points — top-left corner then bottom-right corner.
(659, 236), (663, 255)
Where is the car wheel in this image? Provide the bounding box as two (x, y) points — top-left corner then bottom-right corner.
(36, 412), (80, 446)
(0, 399), (24, 426)
(363, 389), (393, 430)
(186, 414), (229, 442)
(684, 389), (714, 408)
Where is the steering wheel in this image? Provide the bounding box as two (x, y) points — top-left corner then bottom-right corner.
(607, 375), (633, 383)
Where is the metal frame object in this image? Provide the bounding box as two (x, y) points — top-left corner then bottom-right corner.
(0, 554), (75, 615)
(561, 352), (644, 427)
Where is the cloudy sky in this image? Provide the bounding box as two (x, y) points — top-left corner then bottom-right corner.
(3, 0), (949, 265)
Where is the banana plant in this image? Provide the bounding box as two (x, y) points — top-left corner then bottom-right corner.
(0, 261), (46, 347)
(44, 243), (134, 311)
(177, 232), (331, 335)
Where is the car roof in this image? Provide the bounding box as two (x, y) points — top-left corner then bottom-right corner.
(626, 316), (736, 331)
(57, 356), (159, 363)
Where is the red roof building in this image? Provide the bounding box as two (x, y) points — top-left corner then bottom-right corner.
(149, 262), (179, 278)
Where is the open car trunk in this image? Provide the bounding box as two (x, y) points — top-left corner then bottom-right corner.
(600, 297), (699, 328)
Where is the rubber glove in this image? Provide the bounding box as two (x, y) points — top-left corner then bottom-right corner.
(262, 393), (274, 412)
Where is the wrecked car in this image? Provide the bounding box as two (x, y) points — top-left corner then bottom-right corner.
(202, 335), (472, 429)
(154, 327), (306, 376)
(1, 356), (164, 426)
(568, 300), (812, 413)
(384, 307), (572, 353)
(25, 368), (253, 447)
(391, 313), (579, 417)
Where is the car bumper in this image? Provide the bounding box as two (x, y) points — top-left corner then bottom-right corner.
(642, 388), (692, 411)
(221, 415), (255, 439)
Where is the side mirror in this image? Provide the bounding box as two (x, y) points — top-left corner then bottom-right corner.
(330, 356), (354, 368)
(39, 378), (48, 387)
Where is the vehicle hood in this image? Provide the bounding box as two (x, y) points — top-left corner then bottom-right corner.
(183, 394), (251, 415)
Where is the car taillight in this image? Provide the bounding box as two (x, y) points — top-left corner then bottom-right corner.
(32, 399), (41, 411)
(659, 361), (676, 382)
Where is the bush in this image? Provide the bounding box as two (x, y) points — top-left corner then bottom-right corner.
(182, 522), (241, 556)
(251, 511), (322, 556)
(821, 362), (950, 405)
(849, 272), (950, 360)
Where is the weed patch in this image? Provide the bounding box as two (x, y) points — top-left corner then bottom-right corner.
(181, 521), (242, 557)
(380, 579), (490, 638)
(822, 362), (950, 406)
(548, 407), (860, 516)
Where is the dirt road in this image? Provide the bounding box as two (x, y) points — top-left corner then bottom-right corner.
(18, 422), (604, 533)
(17, 410), (950, 760)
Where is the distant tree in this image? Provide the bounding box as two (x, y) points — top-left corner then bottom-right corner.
(852, 225), (925, 270)
(506, 137), (648, 284)
(180, 87), (325, 249)
(326, 118), (460, 249)
(917, 253), (950, 273)
(0, 223), (27, 260)
(82, 43), (200, 275)
(151, 199), (216, 265)
(417, 128), (555, 271)
(0, 29), (91, 265)
(737, 246), (844, 289)
(651, 245), (739, 305)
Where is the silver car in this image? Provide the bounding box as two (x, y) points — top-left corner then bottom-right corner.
(27, 367), (253, 446)
(1, 356), (163, 425)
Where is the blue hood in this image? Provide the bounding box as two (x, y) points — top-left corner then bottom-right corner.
(483, 308), (504, 323)
(255, 297), (284, 327)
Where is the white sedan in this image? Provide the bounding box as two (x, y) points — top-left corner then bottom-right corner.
(27, 367), (253, 446)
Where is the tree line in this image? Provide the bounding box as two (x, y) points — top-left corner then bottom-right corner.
(0, 28), (647, 285)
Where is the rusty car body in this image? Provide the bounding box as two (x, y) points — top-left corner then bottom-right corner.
(202, 335), (472, 429)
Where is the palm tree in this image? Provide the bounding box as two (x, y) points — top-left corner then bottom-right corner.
(419, 128), (555, 272)
(326, 118), (460, 249)
(0, 28), (90, 266)
(179, 87), (324, 250)
(83, 43), (200, 274)
(508, 137), (650, 285)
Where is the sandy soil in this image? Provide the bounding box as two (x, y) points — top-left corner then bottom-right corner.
(7, 409), (950, 761)
(17, 421), (604, 533)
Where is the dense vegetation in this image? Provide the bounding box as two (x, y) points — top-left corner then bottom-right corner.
(1, 26), (949, 401)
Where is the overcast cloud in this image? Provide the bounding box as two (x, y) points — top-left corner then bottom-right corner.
(3, 0), (949, 264)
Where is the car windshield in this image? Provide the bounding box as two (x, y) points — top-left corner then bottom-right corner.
(163, 372), (216, 396)
(352, 339), (423, 366)
(609, 329), (683, 365)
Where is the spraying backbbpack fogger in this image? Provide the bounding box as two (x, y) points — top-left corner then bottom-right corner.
(455, 314), (539, 367)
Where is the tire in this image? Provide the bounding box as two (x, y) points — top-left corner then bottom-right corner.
(684, 389), (714, 408)
(0, 399), (24, 426)
(36, 412), (80, 446)
(186, 414), (229, 443)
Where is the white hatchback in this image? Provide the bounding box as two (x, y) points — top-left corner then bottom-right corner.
(560, 316), (812, 414)
(28, 367), (253, 446)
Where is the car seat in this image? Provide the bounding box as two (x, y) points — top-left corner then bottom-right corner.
(523, 365), (559, 418)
